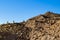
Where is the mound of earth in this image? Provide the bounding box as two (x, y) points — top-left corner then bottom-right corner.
(0, 12), (60, 40)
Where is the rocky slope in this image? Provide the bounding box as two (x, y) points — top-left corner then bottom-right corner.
(0, 12), (60, 40)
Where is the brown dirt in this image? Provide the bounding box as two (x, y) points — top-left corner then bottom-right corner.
(0, 12), (60, 40)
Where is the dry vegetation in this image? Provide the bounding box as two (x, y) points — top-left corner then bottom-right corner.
(0, 12), (60, 40)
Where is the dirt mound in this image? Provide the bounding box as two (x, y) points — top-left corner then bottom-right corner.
(0, 12), (60, 40)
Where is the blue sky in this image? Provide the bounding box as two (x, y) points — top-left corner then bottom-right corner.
(0, 0), (60, 24)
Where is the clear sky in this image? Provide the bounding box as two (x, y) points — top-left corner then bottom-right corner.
(0, 0), (60, 24)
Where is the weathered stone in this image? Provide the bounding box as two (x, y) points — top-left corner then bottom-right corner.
(0, 12), (60, 40)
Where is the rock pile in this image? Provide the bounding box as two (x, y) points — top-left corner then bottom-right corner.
(0, 12), (60, 40)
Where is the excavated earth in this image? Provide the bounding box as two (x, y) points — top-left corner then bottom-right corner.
(0, 12), (60, 40)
